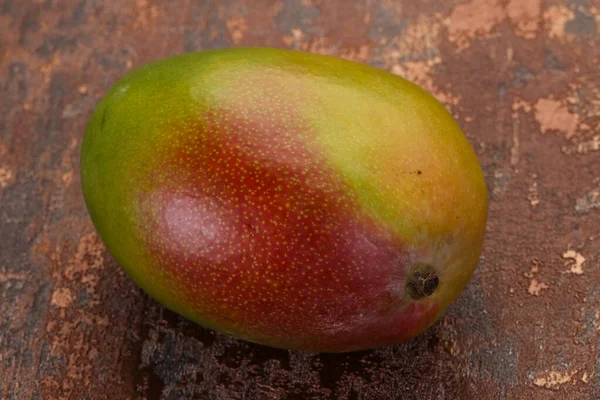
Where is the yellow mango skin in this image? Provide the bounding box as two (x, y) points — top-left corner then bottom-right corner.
(81, 48), (488, 352)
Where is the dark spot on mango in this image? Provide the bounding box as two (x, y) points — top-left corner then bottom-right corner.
(407, 264), (439, 299)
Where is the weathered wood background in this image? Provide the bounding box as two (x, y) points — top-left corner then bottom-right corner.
(1, 0), (599, 399)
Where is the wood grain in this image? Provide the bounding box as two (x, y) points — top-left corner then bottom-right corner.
(1, 0), (599, 399)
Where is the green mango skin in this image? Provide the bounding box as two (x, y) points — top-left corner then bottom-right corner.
(81, 48), (488, 353)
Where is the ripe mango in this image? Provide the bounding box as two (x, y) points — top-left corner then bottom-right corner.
(80, 48), (488, 353)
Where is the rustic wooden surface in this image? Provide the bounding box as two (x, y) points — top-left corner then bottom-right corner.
(1, 0), (599, 399)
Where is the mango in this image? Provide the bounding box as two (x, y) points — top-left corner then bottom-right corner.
(80, 48), (488, 353)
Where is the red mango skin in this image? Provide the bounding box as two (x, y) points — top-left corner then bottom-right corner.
(80, 48), (488, 353)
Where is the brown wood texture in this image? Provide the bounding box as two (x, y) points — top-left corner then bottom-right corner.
(1, 0), (599, 399)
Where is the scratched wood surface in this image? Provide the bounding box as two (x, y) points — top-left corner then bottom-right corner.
(1, 0), (599, 399)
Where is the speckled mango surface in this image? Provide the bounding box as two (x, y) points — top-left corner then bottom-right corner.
(80, 47), (488, 353)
